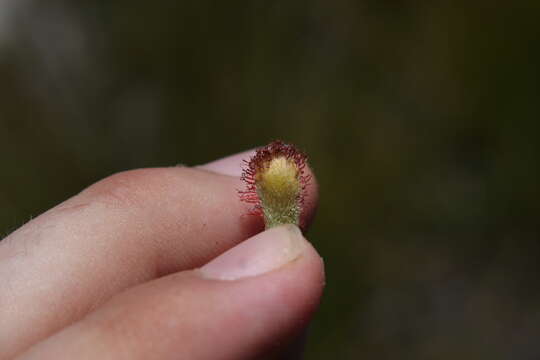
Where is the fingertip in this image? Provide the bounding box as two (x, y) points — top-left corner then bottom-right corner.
(300, 166), (319, 232)
(198, 149), (256, 177)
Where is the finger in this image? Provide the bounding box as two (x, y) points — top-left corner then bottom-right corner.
(198, 148), (255, 177)
(16, 225), (325, 360)
(0, 151), (318, 359)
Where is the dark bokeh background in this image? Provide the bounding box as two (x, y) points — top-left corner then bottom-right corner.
(2, 1), (540, 359)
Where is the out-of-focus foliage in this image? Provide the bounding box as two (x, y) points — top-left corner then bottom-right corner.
(1, 1), (540, 359)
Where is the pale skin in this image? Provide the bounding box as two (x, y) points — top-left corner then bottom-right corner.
(0, 149), (323, 360)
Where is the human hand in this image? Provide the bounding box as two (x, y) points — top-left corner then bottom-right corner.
(0, 149), (324, 360)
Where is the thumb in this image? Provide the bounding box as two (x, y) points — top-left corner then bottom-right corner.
(17, 225), (325, 360)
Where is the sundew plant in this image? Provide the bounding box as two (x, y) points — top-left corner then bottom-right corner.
(239, 141), (311, 229)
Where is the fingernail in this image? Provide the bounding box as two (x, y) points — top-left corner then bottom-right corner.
(197, 149), (256, 177)
(198, 225), (307, 280)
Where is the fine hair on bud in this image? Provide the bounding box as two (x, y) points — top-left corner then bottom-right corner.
(239, 140), (310, 229)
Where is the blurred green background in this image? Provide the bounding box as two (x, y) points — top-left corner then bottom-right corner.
(2, 1), (540, 359)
